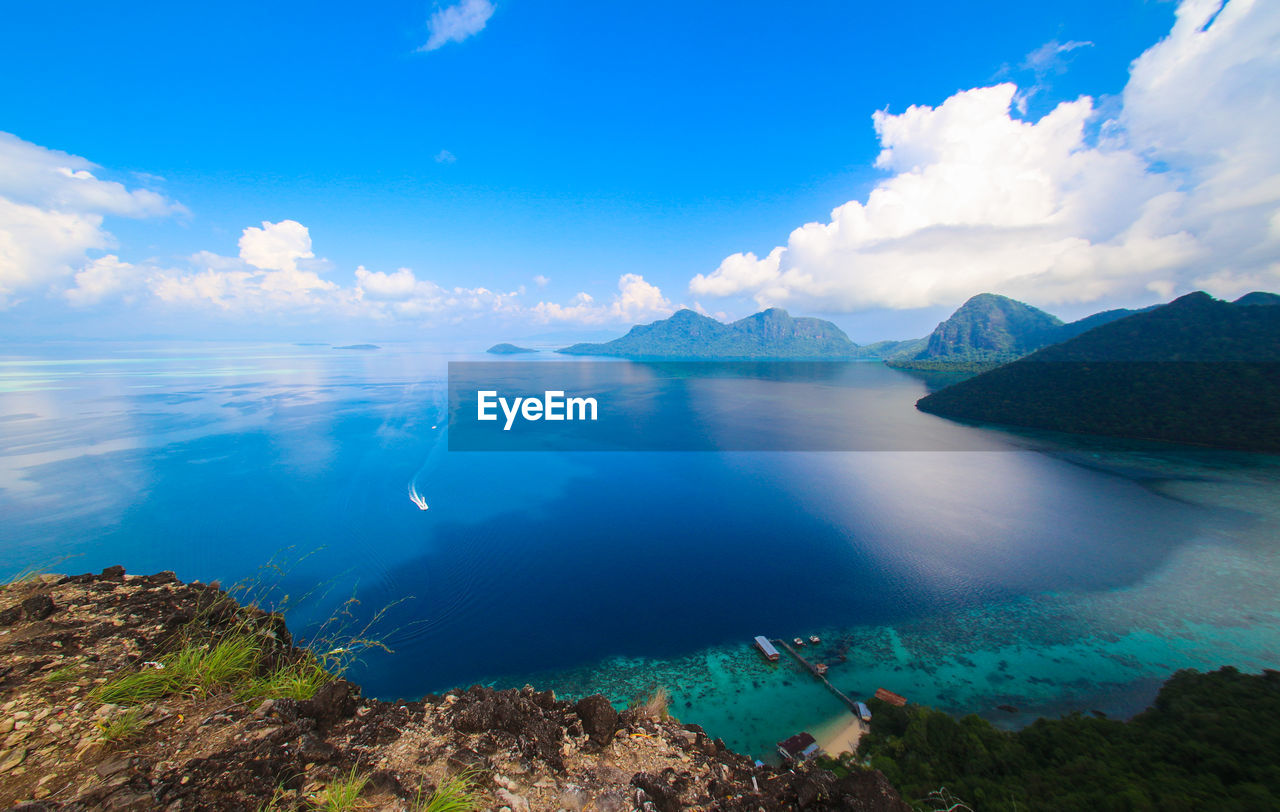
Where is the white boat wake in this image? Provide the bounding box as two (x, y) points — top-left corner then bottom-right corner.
(408, 392), (447, 512)
(408, 482), (429, 511)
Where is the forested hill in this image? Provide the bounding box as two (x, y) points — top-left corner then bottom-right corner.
(909, 293), (1063, 363)
(889, 293), (1150, 369)
(558, 307), (864, 359)
(859, 666), (1280, 811)
(915, 291), (1280, 450)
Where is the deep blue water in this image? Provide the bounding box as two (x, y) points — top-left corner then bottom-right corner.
(3, 341), (1279, 758)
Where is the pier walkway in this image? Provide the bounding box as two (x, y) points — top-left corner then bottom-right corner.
(772, 638), (861, 716)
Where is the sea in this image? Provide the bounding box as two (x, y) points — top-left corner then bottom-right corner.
(2, 340), (1279, 760)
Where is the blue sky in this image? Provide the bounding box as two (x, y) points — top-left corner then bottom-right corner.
(1, 0), (1277, 342)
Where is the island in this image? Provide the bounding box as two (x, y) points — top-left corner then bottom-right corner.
(916, 291), (1280, 450)
(558, 307), (866, 359)
(486, 343), (537, 354)
(886, 293), (1149, 372)
(333, 344), (380, 351)
(553, 297), (1160, 368)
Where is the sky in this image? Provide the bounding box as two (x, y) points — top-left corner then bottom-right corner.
(0, 0), (1277, 343)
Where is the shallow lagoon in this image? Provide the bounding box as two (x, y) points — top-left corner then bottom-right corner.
(2, 341), (1277, 760)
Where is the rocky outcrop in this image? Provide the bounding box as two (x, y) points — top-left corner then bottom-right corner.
(0, 568), (909, 810)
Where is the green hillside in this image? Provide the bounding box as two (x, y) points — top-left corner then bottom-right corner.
(915, 292), (1280, 450)
(558, 307), (863, 359)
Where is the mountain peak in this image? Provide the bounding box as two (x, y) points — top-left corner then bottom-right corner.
(913, 293), (1063, 362)
(558, 307), (857, 359)
(1234, 291), (1280, 307)
(668, 307), (712, 321)
(1167, 290), (1218, 308)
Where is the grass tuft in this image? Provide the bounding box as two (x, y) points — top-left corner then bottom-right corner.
(630, 686), (672, 720)
(93, 633), (265, 705)
(2, 554), (78, 587)
(254, 783), (296, 812)
(97, 708), (146, 745)
(412, 769), (483, 812)
(320, 767), (369, 811)
(93, 550), (402, 709)
(238, 652), (332, 702)
(42, 663), (82, 683)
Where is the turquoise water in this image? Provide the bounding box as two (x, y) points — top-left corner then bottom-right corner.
(2, 341), (1278, 760)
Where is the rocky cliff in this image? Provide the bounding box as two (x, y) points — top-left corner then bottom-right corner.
(0, 568), (908, 811)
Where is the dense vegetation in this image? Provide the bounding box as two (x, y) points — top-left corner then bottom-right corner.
(913, 293), (1063, 361)
(558, 307), (867, 359)
(860, 667), (1280, 811)
(888, 293), (1147, 369)
(917, 292), (1280, 451)
(857, 337), (928, 360)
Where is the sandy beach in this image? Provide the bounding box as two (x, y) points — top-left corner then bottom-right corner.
(812, 712), (866, 758)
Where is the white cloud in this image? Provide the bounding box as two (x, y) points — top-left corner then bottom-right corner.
(1023, 39), (1094, 74)
(0, 131), (181, 307)
(0, 129), (657, 329)
(65, 255), (142, 307)
(534, 273), (673, 324)
(533, 292), (598, 323)
(691, 0), (1280, 311)
(38, 215), (519, 324)
(434, 149), (457, 164)
(0, 132), (177, 218)
(1014, 38), (1095, 113)
(354, 266), (418, 301)
(149, 221), (335, 312)
(420, 0), (495, 52)
(533, 274), (550, 287)
(238, 219), (314, 273)
(351, 265), (521, 319)
(612, 273), (672, 321)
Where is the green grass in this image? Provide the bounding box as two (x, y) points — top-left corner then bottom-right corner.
(254, 784), (296, 812)
(320, 767), (369, 811)
(92, 551), (403, 711)
(412, 770), (483, 812)
(2, 554), (78, 587)
(93, 634), (259, 704)
(93, 610), (346, 706)
(42, 663), (81, 683)
(238, 653), (332, 702)
(97, 708), (146, 745)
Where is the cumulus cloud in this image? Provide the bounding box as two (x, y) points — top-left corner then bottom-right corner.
(691, 0), (1280, 312)
(434, 149), (457, 164)
(0, 127), (643, 329)
(65, 255), (143, 307)
(354, 266), (418, 301)
(352, 265), (521, 319)
(534, 273), (672, 324)
(0, 132), (181, 307)
(420, 0), (495, 52)
(238, 219), (314, 273)
(148, 221), (336, 312)
(27, 210), (520, 324)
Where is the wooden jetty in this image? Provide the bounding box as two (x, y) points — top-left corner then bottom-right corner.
(773, 638), (861, 716)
